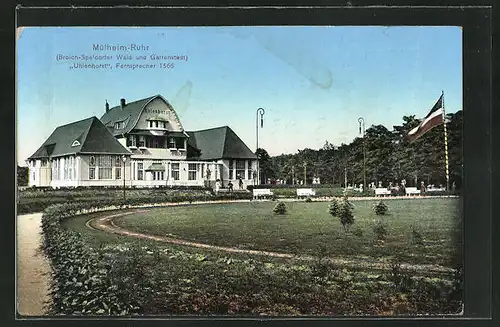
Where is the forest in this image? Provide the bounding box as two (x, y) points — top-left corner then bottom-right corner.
(257, 110), (462, 189)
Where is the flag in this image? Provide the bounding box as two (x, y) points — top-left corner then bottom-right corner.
(407, 94), (444, 142)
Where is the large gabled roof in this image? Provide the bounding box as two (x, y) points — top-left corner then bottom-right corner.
(28, 117), (131, 160)
(100, 94), (183, 136)
(186, 126), (257, 160)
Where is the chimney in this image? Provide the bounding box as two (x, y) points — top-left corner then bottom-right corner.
(120, 98), (126, 108)
(105, 100), (109, 113)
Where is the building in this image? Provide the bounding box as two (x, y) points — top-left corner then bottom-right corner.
(26, 94), (258, 188)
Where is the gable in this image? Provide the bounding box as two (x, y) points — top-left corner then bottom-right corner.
(99, 94), (185, 136)
(134, 97), (184, 132)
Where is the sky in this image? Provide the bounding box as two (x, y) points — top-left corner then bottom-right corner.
(16, 26), (462, 166)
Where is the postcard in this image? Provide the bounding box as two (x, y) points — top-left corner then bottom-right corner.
(16, 25), (463, 317)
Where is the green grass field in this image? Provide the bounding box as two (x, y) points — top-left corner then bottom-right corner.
(64, 198), (461, 267)
(59, 197), (462, 315)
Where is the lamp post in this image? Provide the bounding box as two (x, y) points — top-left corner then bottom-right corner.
(122, 155), (127, 201)
(256, 108), (265, 185)
(344, 166), (347, 189)
(358, 117), (366, 193)
(303, 162), (307, 185)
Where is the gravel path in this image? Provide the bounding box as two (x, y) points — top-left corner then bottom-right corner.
(17, 213), (51, 316)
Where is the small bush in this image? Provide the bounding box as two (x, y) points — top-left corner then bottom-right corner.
(411, 226), (424, 245)
(390, 262), (414, 293)
(374, 201), (388, 215)
(273, 201), (287, 215)
(373, 220), (388, 241)
(352, 226), (364, 237)
(328, 198), (340, 217)
(337, 192), (355, 232)
(305, 197), (312, 203)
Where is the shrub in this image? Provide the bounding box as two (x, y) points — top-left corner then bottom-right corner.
(273, 201), (287, 215)
(373, 220), (388, 241)
(374, 200), (388, 215)
(352, 226), (364, 237)
(410, 226), (424, 245)
(337, 192), (355, 232)
(305, 197), (312, 203)
(390, 262), (414, 293)
(328, 198), (340, 217)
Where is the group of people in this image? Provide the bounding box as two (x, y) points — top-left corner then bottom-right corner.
(214, 176), (244, 194)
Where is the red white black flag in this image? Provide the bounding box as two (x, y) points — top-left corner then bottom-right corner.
(407, 94), (444, 142)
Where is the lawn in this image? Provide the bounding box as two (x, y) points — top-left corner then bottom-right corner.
(58, 197), (463, 315)
(107, 198), (461, 267)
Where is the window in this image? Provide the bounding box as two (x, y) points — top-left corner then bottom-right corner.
(138, 136), (146, 148)
(175, 138), (185, 149)
(41, 160), (47, 167)
(168, 138), (176, 149)
(247, 160), (252, 181)
(148, 121), (153, 128)
(68, 157), (74, 180)
(229, 160), (234, 180)
(127, 135), (137, 147)
(171, 163), (180, 180)
(155, 121), (159, 128)
(137, 162), (144, 180)
(114, 156), (122, 179)
(63, 158), (68, 180)
(72, 140), (81, 147)
(114, 121), (125, 129)
(153, 171), (164, 180)
(89, 156), (96, 180)
(188, 163), (197, 180)
(236, 160), (245, 180)
(152, 137), (159, 148)
(98, 155), (112, 180)
(52, 160), (58, 180)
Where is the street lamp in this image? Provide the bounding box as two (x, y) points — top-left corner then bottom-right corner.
(122, 155), (127, 201)
(256, 108), (265, 185)
(303, 162), (307, 185)
(358, 117), (366, 193)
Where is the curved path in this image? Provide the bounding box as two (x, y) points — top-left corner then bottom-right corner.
(87, 206), (455, 275)
(17, 213), (52, 316)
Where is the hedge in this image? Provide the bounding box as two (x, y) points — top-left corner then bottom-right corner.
(18, 188), (252, 215)
(40, 193), (255, 315)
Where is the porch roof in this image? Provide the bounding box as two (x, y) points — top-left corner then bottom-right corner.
(145, 163), (165, 171)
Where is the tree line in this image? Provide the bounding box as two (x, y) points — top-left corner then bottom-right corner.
(257, 110), (462, 189)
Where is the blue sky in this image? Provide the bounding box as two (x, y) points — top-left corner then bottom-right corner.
(16, 26), (462, 165)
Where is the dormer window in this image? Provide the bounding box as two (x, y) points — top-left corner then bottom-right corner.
(114, 121), (126, 129)
(71, 140), (81, 147)
(148, 120), (167, 129)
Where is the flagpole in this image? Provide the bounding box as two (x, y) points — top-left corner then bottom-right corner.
(442, 90), (450, 191)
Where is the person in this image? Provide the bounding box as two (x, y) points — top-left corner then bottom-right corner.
(215, 179), (221, 195)
(420, 181), (426, 194)
(239, 177), (243, 190)
(228, 181), (233, 192)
